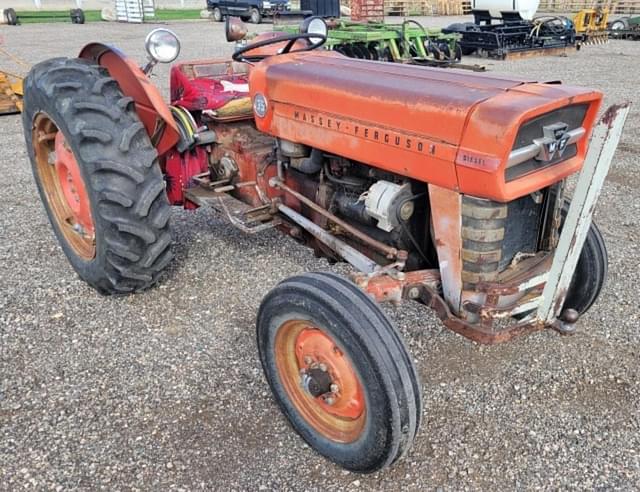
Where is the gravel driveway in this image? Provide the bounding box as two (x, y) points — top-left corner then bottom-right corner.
(1, 18), (639, 490)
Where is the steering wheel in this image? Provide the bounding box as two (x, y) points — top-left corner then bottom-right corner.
(232, 32), (327, 63)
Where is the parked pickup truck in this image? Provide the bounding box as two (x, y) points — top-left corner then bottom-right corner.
(207, 0), (291, 24)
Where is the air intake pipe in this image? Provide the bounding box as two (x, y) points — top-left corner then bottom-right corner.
(290, 148), (324, 174)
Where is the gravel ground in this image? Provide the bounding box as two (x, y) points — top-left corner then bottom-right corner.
(1, 18), (639, 491)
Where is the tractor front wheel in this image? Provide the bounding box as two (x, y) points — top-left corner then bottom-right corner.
(212, 7), (223, 22)
(562, 203), (608, 314)
(23, 58), (173, 295)
(257, 272), (422, 472)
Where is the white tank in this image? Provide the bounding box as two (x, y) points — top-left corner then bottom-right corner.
(470, 0), (540, 20)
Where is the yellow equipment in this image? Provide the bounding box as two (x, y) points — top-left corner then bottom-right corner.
(574, 7), (610, 44)
(0, 70), (23, 114)
(0, 45), (27, 115)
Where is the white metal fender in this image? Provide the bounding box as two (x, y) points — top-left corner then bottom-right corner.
(538, 103), (631, 324)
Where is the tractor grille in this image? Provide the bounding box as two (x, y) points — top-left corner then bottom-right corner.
(506, 103), (588, 182)
(461, 182), (565, 288)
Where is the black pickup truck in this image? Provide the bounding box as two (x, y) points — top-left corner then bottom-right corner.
(207, 0), (291, 24)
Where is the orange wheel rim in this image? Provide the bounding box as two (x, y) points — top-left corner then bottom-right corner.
(274, 320), (366, 443)
(32, 113), (96, 260)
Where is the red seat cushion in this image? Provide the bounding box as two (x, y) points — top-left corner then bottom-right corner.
(170, 65), (249, 111)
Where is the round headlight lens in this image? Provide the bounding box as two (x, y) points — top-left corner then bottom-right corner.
(253, 93), (268, 118)
(145, 29), (181, 64)
(301, 16), (327, 44)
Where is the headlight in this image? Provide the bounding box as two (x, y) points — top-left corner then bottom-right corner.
(144, 28), (181, 64)
(300, 16), (327, 44)
(263, 1), (272, 7)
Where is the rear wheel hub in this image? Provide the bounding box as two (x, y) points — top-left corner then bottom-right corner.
(33, 113), (95, 260)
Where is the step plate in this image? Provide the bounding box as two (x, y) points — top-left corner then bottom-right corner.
(184, 187), (280, 234)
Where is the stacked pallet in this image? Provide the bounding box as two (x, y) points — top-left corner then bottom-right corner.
(382, 0), (472, 15)
(383, 0), (434, 15)
(434, 0), (465, 14)
(537, 0), (640, 14)
(351, 0), (385, 20)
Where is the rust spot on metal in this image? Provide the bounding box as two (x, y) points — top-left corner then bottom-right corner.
(414, 285), (546, 344)
(553, 287), (568, 317)
(601, 102), (631, 128)
(352, 270), (441, 305)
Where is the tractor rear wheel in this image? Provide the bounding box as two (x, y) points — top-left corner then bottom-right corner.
(22, 58), (173, 295)
(257, 272), (421, 472)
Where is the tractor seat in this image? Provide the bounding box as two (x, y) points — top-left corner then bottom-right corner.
(170, 61), (253, 121)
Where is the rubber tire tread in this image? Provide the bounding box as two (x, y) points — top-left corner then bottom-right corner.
(312, 271), (423, 445)
(256, 272), (421, 473)
(562, 202), (608, 314)
(22, 57), (173, 295)
(5, 8), (18, 25)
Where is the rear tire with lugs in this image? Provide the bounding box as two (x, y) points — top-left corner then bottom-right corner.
(22, 58), (173, 295)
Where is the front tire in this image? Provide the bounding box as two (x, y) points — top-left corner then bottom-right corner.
(562, 204), (608, 314)
(257, 272), (422, 472)
(250, 8), (262, 24)
(23, 58), (173, 295)
(212, 7), (223, 22)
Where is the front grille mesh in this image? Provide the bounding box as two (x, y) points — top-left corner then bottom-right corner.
(461, 183), (565, 289)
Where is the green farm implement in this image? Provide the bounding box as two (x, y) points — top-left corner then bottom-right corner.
(276, 19), (485, 70)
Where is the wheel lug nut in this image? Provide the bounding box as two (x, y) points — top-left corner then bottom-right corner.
(319, 363), (327, 372)
(330, 383), (339, 393)
(304, 356), (313, 365)
(325, 397), (335, 405)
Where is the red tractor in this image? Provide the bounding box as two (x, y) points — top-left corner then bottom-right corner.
(21, 18), (629, 472)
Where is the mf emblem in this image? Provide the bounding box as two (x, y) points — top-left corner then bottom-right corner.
(534, 122), (570, 162)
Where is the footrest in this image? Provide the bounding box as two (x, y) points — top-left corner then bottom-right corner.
(184, 187), (280, 234)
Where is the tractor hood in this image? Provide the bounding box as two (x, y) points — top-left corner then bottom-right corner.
(250, 51), (602, 201)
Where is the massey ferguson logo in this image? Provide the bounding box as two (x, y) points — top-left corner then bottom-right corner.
(535, 122), (571, 162)
(285, 107), (439, 156)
